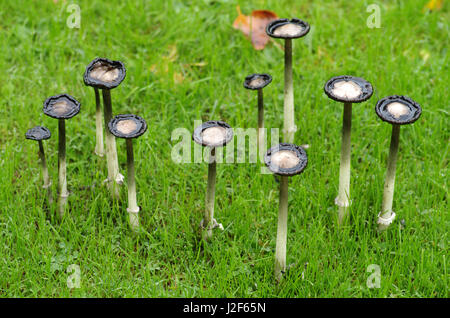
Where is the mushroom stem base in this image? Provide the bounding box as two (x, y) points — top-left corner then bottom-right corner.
(257, 89), (265, 163)
(38, 140), (53, 204)
(203, 148), (217, 240)
(126, 139), (140, 232)
(336, 102), (352, 225)
(58, 119), (68, 217)
(275, 175), (289, 283)
(378, 124), (400, 231)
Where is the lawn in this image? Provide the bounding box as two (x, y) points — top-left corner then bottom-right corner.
(0, 0), (448, 297)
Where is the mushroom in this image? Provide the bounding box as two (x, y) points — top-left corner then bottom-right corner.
(192, 121), (233, 240)
(264, 143), (308, 282)
(266, 18), (310, 143)
(84, 57), (126, 199)
(25, 126), (53, 204)
(324, 75), (373, 224)
(43, 94), (81, 216)
(108, 114), (147, 232)
(375, 95), (422, 231)
(243, 73), (272, 162)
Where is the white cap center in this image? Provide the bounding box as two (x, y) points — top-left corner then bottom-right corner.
(201, 126), (227, 146)
(273, 23), (304, 37)
(90, 64), (119, 83)
(387, 102), (409, 118)
(271, 150), (300, 169)
(116, 119), (137, 134)
(332, 81), (362, 100)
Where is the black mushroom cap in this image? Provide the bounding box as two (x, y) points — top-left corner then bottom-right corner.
(375, 95), (422, 125)
(83, 57), (126, 90)
(266, 18), (310, 39)
(324, 75), (373, 103)
(43, 94), (81, 120)
(264, 143), (308, 176)
(108, 114), (147, 139)
(192, 120), (233, 148)
(25, 126), (51, 141)
(243, 73), (272, 90)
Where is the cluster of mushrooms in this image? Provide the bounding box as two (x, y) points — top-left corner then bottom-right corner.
(26, 58), (147, 231)
(26, 18), (423, 283)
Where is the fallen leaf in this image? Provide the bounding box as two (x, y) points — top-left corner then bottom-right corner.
(232, 6), (278, 50)
(423, 0), (444, 11)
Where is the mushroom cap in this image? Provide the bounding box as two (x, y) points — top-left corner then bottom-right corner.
(192, 120), (233, 148)
(266, 18), (310, 39)
(375, 95), (422, 125)
(43, 94), (81, 120)
(324, 75), (373, 103)
(83, 58), (126, 90)
(264, 143), (308, 176)
(108, 114), (147, 139)
(243, 73), (272, 90)
(25, 126), (51, 141)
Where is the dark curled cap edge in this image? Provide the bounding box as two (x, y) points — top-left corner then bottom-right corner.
(83, 57), (126, 90)
(43, 94), (81, 120)
(192, 120), (233, 147)
(243, 73), (272, 90)
(266, 18), (310, 39)
(108, 114), (148, 139)
(264, 143), (308, 176)
(324, 75), (373, 103)
(25, 126), (51, 141)
(375, 95), (422, 125)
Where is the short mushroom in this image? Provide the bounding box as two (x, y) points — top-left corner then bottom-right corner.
(192, 120), (233, 240)
(25, 126), (53, 204)
(43, 94), (81, 216)
(84, 57), (126, 199)
(108, 114), (147, 232)
(375, 95), (422, 231)
(264, 143), (308, 283)
(324, 75), (373, 224)
(266, 18), (310, 143)
(243, 73), (272, 161)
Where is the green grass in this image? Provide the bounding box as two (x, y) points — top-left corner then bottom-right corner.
(0, 0), (448, 297)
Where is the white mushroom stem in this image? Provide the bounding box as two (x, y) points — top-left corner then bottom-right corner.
(378, 124), (400, 231)
(126, 138), (140, 231)
(283, 39), (295, 143)
(94, 88), (104, 157)
(257, 88), (265, 162)
(336, 102), (352, 224)
(102, 89), (122, 199)
(58, 119), (68, 217)
(275, 175), (289, 283)
(203, 147), (217, 240)
(38, 140), (52, 204)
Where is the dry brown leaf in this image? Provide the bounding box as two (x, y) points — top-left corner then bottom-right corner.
(232, 6), (278, 50)
(423, 0), (444, 11)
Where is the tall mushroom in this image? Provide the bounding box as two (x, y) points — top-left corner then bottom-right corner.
(324, 75), (373, 224)
(266, 18), (310, 143)
(84, 57), (126, 199)
(243, 73), (272, 162)
(25, 126), (53, 204)
(192, 121), (233, 240)
(375, 95), (422, 231)
(43, 94), (81, 216)
(264, 143), (308, 283)
(108, 114), (147, 232)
